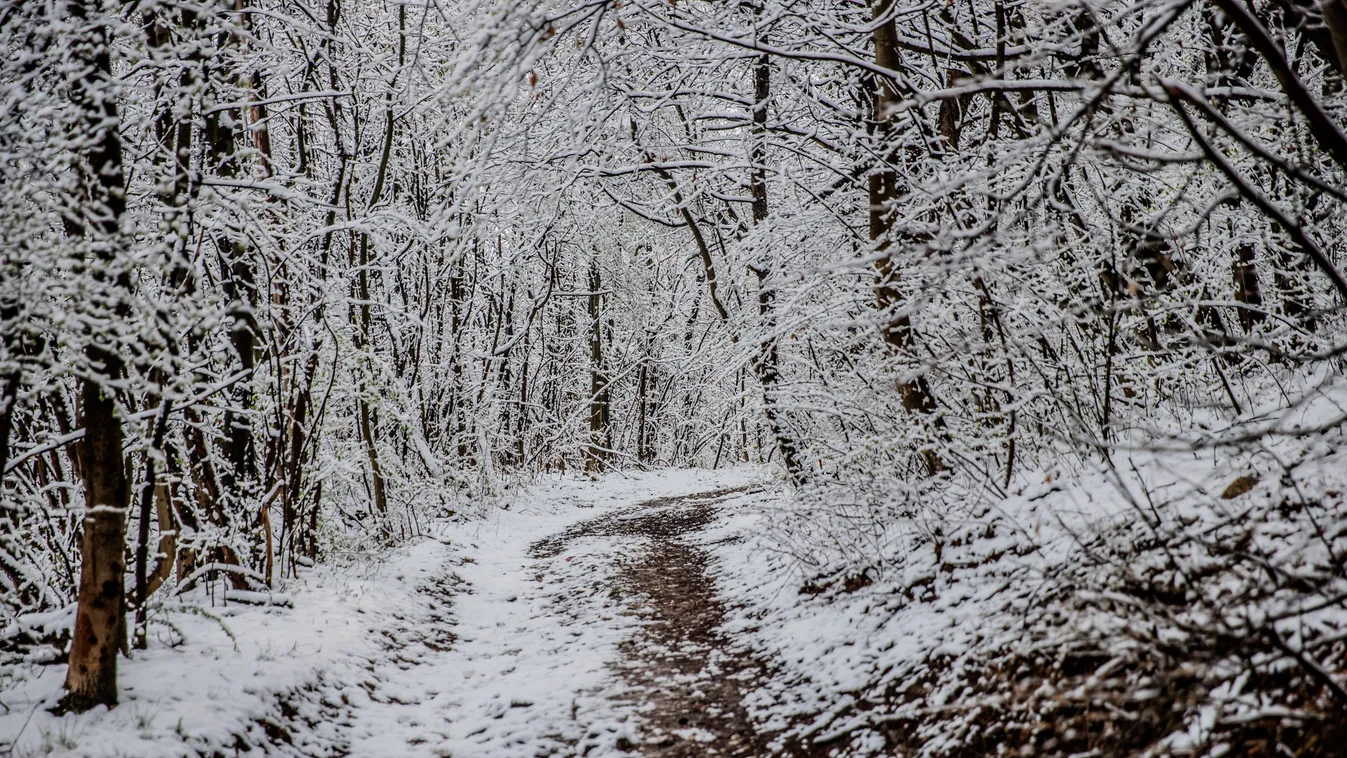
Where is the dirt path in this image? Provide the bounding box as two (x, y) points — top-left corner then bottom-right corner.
(248, 483), (815, 758)
(3, 474), (810, 758)
(530, 485), (808, 757)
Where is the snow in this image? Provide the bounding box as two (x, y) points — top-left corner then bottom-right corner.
(695, 397), (1347, 756)
(0, 468), (760, 757)
(6, 405), (1347, 758)
(6, 0), (1347, 753)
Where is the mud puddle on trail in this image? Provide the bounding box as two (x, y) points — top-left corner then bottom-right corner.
(530, 485), (818, 757)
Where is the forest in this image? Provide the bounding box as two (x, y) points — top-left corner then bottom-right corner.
(3, 0), (1347, 754)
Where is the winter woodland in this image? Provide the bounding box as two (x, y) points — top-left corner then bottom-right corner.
(3, 0), (1347, 754)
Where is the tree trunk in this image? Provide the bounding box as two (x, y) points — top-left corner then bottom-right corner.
(0, 332), (20, 486)
(586, 260), (611, 472)
(206, 0), (260, 520)
(746, 49), (806, 483)
(869, 0), (943, 475)
(636, 351), (651, 464)
(132, 401), (171, 649)
(352, 2), (403, 518)
(60, 0), (131, 712)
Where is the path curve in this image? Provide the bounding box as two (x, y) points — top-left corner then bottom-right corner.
(531, 485), (815, 757)
(242, 481), (821, 758)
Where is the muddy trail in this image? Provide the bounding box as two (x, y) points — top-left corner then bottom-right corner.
(530, 485), (821, 758)
(205, 484), (822, 758)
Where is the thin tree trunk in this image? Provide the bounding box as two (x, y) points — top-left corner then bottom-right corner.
(636, 350), (651, 464)
(586, 259), (612, 472)
(146, 483), (178, 597)
(746, 49), (806, 483)
(207, 0), (260, 514)
(353, 1), (404, 518)
(0, 332), (20, 486)
(131, 400), (170, 649)
(870, 0), (943, 475)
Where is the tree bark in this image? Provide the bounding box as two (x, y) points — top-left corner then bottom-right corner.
(746, 49), (806, 483)
(352, 1), (404, 518)
(586, 259), (612, 473)
(60, 0), (132, 712)
(869, 0), (944, 475)
(132, 401), (170, 649)
(1233, 242), (1266, 332)
(207, 0), (260, 516)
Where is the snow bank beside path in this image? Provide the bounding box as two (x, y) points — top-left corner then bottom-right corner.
(1, 535), (448, 758)
(702, 442), (1347, 756)
(0, 467), (762, 757)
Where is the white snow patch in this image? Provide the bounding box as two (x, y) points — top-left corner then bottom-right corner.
(0, 467), (763, 757)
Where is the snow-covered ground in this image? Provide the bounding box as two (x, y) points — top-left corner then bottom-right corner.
(7, 409), (1347, 758)
(700, 417), (1347, 755)
(0, 468), (762, 757)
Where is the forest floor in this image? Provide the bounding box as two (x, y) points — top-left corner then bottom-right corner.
(528, 483), (806, 757)
(8, 446), (1341, 757)
(1, 468), (822, 758)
